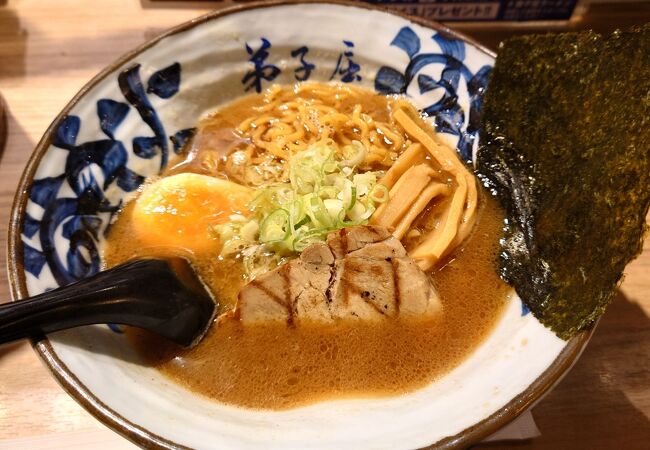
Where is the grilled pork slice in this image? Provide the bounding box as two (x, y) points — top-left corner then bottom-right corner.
(236, 226), (442, 324)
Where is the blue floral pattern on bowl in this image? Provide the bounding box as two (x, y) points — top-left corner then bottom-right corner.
(376, 27), (491, 162)
(23, 63), (195, 285)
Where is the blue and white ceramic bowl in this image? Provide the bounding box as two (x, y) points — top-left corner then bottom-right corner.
(8, 2), (591, 449)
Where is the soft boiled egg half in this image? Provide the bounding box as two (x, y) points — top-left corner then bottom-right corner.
(131, 173), (253, 254)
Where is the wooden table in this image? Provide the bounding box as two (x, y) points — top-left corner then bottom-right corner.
(0, 1), (648, 449)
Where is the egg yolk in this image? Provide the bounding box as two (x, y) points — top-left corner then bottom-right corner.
(131, 173), (252, 254)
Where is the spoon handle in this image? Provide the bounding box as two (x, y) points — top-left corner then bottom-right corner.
(0, 260), (203, 345)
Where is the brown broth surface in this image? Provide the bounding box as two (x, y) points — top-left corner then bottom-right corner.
(102, 87), (511, 410)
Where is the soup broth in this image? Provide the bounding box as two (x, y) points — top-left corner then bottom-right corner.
(102, 84), (511, 409)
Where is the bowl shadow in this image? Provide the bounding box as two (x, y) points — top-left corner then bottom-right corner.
(474, 290), (650, 450)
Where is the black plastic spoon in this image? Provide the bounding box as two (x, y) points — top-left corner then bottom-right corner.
(0, 258), (216, 347)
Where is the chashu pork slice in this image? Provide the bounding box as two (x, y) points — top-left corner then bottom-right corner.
(235, 243), (334, 324)
(236, 226), (442, 325)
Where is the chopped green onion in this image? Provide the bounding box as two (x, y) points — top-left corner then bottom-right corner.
(214, 142), (385, 278)
(370, 184), (389, 203)
(259, 209), (289, 243)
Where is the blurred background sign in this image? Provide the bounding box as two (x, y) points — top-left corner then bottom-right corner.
(363, 0), (577, 21)
(148, 0), (583, 22)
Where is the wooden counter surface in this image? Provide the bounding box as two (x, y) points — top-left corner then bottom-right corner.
(0, 1), (648, 449)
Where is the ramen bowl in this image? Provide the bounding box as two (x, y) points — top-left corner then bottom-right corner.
(8, 1), (592, 448)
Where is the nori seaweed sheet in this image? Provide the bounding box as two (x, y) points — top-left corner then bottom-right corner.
(477, 25), (650, 339)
